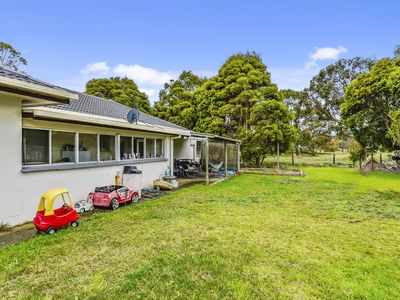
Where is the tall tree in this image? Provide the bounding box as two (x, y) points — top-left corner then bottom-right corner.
(154, 71), (206, 129)
(85, 77), (153, 114)
(240, 100), (297, 166)
(308, 57), (375, 137)
(194, 52), (279, 137)
(0, 42), (28, 71)
(281, 89), (314, 154)
(341, 57), (400, 152)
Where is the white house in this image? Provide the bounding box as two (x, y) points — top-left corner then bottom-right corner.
(0, 67), (240, 226)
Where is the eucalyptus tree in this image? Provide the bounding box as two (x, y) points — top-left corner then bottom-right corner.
(0, 41), (28, 71)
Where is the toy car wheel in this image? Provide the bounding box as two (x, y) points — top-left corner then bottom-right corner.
(89, 205), (94, 211)
(110, 198), (120, 210)
(131, 193), (139, 204)
(80, 208), (85, 214)
(71, 221), (79, 228)
(46, 227), (56, 235)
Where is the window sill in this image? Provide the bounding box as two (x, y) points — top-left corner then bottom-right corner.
(21, 158), (168, 173)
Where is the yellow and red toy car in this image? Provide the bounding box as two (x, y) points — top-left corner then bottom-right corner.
(33, 187), (79, 234)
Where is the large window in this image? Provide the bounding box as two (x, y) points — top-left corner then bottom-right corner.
(120, 136), (132, 160)
(134, 138), (144, 159)
(79, 133), (97, 162)
(22, 129), (49, 165)
(146, 138), (155, 158)
(52, 131), (76, 163)
(156, 139), (163, 158)
(22, 128), (166, 167)
(100, 135), (115, 161)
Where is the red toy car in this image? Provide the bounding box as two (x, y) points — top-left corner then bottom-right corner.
(33, 188), (79, 234)
(89, 185), (140, 210)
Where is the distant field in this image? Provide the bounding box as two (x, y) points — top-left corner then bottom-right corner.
(0, 168), (399, 299)
(262, 152), (394, 167)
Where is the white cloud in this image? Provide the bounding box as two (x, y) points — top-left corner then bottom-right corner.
(81, 62), (110, 74)
(139, 87), (156, 98)
(113, 64), (176, 85)
(271, 46), (349, 90)
(309, 46), (348, 62)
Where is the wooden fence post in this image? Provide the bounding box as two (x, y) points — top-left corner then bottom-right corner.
(224, 141), (228, 178)
(205, 139), (209, 185)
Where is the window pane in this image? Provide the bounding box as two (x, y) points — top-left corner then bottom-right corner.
(79, 133), (97, 162)
(22, 129), (49, 165)
(196, 141), (202, 157)
(120, 136), (132, 160)
(100, 135), (115, 161)
(156, 139), (163, 158)
(134, 138), (144, 159)
(146, 138), (155, 158)
(52, 131), (76, 163)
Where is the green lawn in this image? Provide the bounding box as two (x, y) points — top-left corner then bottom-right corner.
(0, 168), (399, 299)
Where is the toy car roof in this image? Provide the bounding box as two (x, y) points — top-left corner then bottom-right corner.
(41, 187), (70, 200)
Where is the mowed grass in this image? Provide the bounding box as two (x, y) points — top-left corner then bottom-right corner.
(0, 168), (399, 299)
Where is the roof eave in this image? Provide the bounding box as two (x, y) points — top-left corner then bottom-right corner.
(190, 131), (241, 144)
(23, 107), (191, 136)
(0, 76), (78, 106)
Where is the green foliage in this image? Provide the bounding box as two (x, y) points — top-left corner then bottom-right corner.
(388, 109), (400, 145)
(190, 52), (291, 165)
(308, 57), (375, 137)
(154, 71), (206, 129)
(0, 41), (28, 71)
(341, 57), (400, 151)
(241, 100), (297, 165)
(194, 52), (279, 136)
(326, 137), (342, 152)
(85, 77), (153, 114)
(281, 89), (326, 154)
(348, 140), (367, 165)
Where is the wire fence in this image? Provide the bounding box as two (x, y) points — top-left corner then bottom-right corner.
(257, 152), (395, 168)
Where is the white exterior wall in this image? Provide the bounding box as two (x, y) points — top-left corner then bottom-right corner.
(174, 137), (203, 162)
(0, 94), (173, 226)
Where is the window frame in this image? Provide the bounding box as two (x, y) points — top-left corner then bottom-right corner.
(51, 130), (77, 164)
(99, 134), (116, 161)
(22, 128), (51, 166)
(78, 132), (99, 163)
(22, 127), (167, 170)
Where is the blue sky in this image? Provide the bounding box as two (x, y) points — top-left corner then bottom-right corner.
(2, 0), (399, 102)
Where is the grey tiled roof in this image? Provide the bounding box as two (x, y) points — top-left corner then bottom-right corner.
(0, 66), (74, 93)
(50, 93), (188, 131)
(0, 66), (187, 131)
